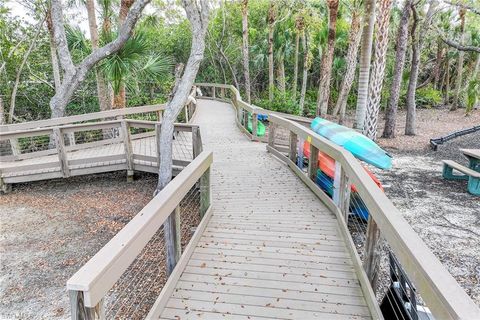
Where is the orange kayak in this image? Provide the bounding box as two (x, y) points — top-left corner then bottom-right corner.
(303, 141), (383, 192)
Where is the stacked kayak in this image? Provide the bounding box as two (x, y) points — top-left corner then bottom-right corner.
(303, 118), (391, 220)
(311, 117), (392, 170)
(245, 114), (266, 137)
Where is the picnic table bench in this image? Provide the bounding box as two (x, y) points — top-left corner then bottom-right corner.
(442, 149), (480, 195)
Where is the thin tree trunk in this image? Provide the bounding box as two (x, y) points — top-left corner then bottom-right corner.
(241, 0), (251, 103)
(299, 31), (309, 114)
(113, 0), (135, 109)
(293, 31), (300, 100)
(405, 0), (438, 135)
(268, 2), (275, 102)
(86, 0), (111, 111)
(277, 55), (286, 96)
(156, 0), (210, 192)
(433, 38), (444, 90)
(354, 0), (376, 130)
(9, 16), (45, 123)
(363, 0), (393, 140)
(47, 9), (62, 91)
(0, 96), (4, 125)
(451, 8), (466, 111)
(293, 14), (304, 101)
(316, 0), (339, 117)
(382, 0), (412, 138)
(333, 9), (362, 124)
(444, 55), (450, 104)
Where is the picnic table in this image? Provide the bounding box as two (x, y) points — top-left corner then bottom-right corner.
(442, 148), (480, 196)
(460, 148), (480, 172)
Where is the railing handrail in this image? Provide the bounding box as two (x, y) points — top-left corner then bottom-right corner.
(0, 104), (165, 133)
(66, 150), (213, 308)
(196, 82), (480, 320)
(0, 119), (199, 140)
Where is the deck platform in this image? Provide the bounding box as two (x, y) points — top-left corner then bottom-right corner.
(149, 99), (375, 319)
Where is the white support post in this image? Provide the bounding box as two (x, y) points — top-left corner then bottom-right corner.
(120, 121), (134, 181)
(53, 127), (70, 178)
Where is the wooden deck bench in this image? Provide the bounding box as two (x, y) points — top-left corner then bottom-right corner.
(442, 160), (480, 196)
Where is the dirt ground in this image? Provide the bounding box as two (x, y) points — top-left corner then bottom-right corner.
(0, 172), (157, 319)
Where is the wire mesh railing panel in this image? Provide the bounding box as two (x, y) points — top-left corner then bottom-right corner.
(104, 227), (167, 320)
(125, 112), (160, 122)
(5, 135), (54, 156)
(172, 131), (193, 162)
(179, 182), (201, 251)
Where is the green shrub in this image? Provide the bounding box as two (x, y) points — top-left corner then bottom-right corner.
(399, 86), (442, 108)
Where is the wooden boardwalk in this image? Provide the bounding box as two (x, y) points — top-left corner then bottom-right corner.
(150, 99), (375, 319)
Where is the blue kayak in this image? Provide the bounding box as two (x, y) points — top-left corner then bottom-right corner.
(311, 118), (392, 170)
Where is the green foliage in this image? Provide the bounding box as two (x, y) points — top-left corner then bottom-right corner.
(254, 89), (300, 115)
(415, 86), (443, 108)
(465, 78), (480, 115)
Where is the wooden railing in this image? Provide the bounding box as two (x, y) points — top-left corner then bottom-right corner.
(0, 119), (202, 190)
(0, 104), (165, 132)
(195, 83), (480, 320)
(66, 150), (212, 319)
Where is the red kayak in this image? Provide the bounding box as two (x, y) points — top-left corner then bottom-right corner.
(303, 141), (383, 192)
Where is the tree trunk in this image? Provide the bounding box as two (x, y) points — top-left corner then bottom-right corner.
(354, 0), (376, 130)
(363, 0), (393, 140)
(268, 2), (275, 102)
(113, 0), (135, 109)
(316, 0), (339, 117)
(86, 0), (111, 111)
(9, 16), (45, 123)
(0, 96), (5, 125)
(405, 0), (437, 135)
(451, 8), (466, 111)
(156, 1), (210, 192)
(241, 0), (251, 103)
(277, 55), (286, 96)
(293, 15), (304, 101)
(47, 9), (62, 91)
(444, 55), (450, 104)
(332, 9), (362, 124)
(433, 38), (444, 90)
(299, 32), (310, 115)
(382, 0), (412, 138)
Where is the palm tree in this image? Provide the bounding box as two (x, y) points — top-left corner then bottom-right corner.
(268, 1), (275, 102)
(451, 7), (466, 111)
(85, 0), (110, 111)
(332, 2), (362, 124)
(292, 11), (305, 101)
(241, 0), (251, 103)
(363, 0), (393, 140)
(316, 0), (339, 117)
(354, 0), (375, 130)
(382, 0), (413, 138)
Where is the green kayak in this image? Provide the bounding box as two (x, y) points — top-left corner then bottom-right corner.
(246, 115), (266, 137)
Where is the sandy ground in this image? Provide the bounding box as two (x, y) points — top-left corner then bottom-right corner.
(371, 108), (480, 306)
(0, 172), (156, 319)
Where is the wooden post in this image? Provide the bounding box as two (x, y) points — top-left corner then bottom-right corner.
(53, 127), (70, 178)
(120, 121), (134, 181)
(338, 170), (351, 223)
(364, 216), (381, 292)
(268, 123), (277, 148)
(243, 110), (249, 131)
(332, 161), (342, 204)
(164, 208), (181, 276)
(9, 138), (20, 157)
(174, 205), (182, 262)
(0, 175), (12, 194)
(192, 126), (203, 159)
(156, 110), (163, 122)
(251, 113), (258, 141)
(69, 290), (105, 320)
(67, 132), (76, 146)
(308, 143), (319, 181)
(155, 123), (161, 167)
(212, 87), (216, 99)
(289, 131), (298, 163)
(200, 167), (210, 218)
(184, 105), (189, 123)
(220, 87), (225, 99)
